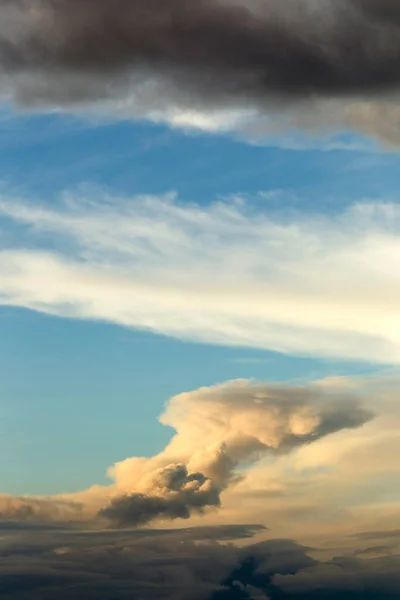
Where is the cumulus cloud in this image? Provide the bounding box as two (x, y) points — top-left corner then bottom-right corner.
(2, 1), (400, 143)
(0, 522), (399, 600)
(0, 378), (372, 528)
(2, 192), (400, 363)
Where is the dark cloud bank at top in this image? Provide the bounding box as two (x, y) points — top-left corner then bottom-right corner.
(2, 0), (400, 142)
(4, 0), (400, 94)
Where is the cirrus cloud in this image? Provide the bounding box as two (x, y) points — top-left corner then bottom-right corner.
(1, 191), (400, 363)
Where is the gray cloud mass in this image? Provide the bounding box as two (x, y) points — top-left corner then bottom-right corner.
(99, 464), (222, 527)
(2, 1), (400, 142)
(2, 0), (400, 94)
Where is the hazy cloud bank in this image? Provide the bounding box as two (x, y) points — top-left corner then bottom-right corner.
(0, 522), (399, 599)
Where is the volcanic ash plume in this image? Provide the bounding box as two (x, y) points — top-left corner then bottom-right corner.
(0, 379), (373, 528)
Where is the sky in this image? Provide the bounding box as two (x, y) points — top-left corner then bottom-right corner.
(1, 1), (400, 599)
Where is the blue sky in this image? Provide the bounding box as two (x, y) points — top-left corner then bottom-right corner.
(2, 111), (400, 205)
(1, 109), (399, 496)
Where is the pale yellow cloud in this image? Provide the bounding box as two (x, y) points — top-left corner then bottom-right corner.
(2, 194), (400, 363)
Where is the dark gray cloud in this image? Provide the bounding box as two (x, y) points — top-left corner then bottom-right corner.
(358, 0), (400, 23)
(2, 0), (400, 95)
(99, 464), (222, 527)
(0, 522), (399, 600)
(1, 1), (400, 144)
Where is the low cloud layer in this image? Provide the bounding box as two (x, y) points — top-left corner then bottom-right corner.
(0, 378), (372, 528)
(0, 522), (399, 600)
(2, 1), (400, 143)
(2, 192), (400, 363)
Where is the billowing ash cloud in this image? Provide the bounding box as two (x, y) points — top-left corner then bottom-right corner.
(0, 379), (373, 528)
(2, 0), (400, 142)
(99, 464), (221, 527)
(92, 379), (372, 527)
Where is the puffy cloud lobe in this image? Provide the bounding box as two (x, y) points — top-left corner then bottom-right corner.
(158, 380), (373, 461)
(99, 464), (221, 527)
(2, 0), (400, 142)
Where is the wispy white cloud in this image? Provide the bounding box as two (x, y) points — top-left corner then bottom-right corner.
(1, 191), (400, 363)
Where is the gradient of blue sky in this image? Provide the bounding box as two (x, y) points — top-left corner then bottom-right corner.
(1, 110), (400, 496)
